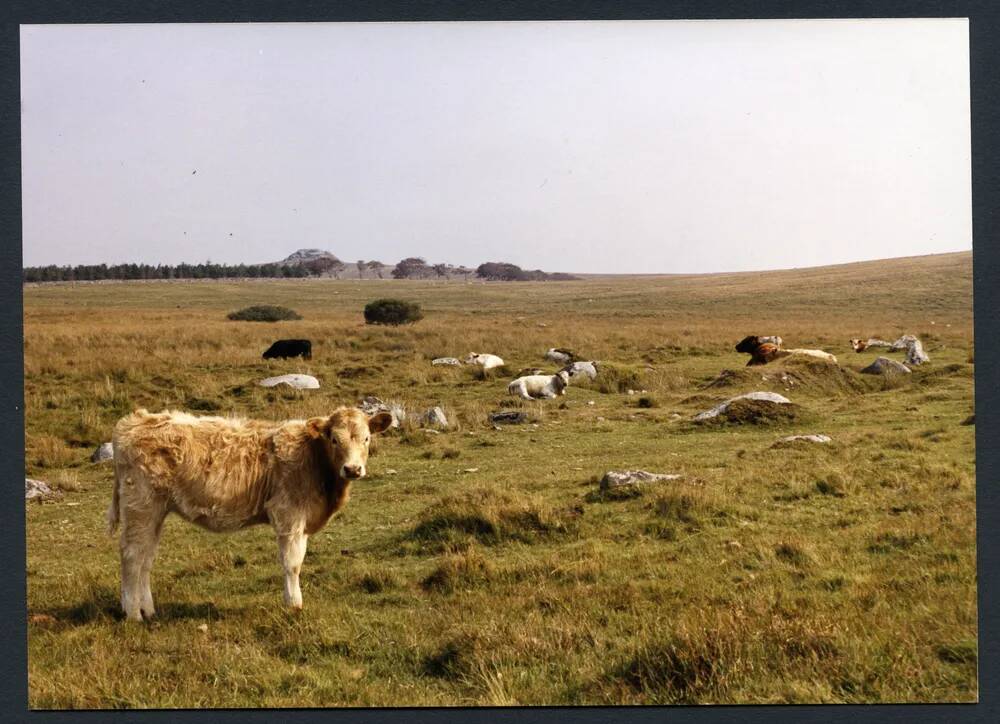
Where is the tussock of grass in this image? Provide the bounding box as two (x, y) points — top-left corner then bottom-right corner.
(703, 398), (803, 426)
(423, 632), (484, 679)
(649, 487), (720, 528)
(421, 548), (494, 592)
(614, 612), (840, 703)
(571, 362), (645, 394)
(404, 488), (578, 552)
(356, 567), (401, 594)
(774, 541), (815, 568)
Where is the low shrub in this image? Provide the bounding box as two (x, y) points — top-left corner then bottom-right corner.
(227, 305), (301, 322)
(364, 299), (424, 326)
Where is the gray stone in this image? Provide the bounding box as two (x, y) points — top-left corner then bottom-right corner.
(600, 470), (683, 491)
(777, 434), (832, 444)
(489, 410), (528, 425)
(422, 406), (449, 428)
(358, 396), (406, 427)
(25, 478), (58, 501)
(91, 442), (114, 463)
(545, 348), (575, 364)
(860, 357), (911, 375)
(693, 391), (792, 421)
(890, 335), (930, 365)
(258, 373), (319, 389)
(431, 357), (462, 366)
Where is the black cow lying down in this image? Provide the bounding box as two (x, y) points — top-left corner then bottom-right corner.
(263, 339), (312, 360)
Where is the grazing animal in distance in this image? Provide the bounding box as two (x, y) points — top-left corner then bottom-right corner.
(561, 360), (599, 381)
(785, 348), (838, 363)
(545, 348), (577, 364)
(850, 338), (892, 353)
(464, 352), (505, 370)
(735, 335), (783, 366)
(263, 339), (312, 360)
(508, 370), (570, 400)
(736, 335), (838, 366)
(107, 407), (393, 621)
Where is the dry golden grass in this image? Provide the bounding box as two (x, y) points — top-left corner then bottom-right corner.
(24, 251), (975, 706)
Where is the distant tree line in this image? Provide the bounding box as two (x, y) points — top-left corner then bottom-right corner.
(24, 256), (579, 283)
(388, 258), (577, 281)
(22, 262), (313, 283)
(474, 262), (579, 282)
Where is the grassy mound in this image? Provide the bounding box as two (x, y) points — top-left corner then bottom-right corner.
(700, 398), (804, 426)
(226, 305), (301, 322)
(363, 298), (424, 326)
(571, 361), (646, 394)
(403, 488), (578, 553)
(706, 358), (882, 397)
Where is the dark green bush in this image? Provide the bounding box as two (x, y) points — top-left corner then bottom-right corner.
(364, 298), (424, 326)
(226, 305), (301, 322)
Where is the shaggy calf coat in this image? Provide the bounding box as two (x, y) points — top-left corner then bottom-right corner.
(107, 407), (393, 621)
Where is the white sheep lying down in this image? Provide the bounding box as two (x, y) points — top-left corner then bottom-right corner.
(508, 370), (570, 400)
(786, 349), (838, 364)
(464, 352), (505, 370)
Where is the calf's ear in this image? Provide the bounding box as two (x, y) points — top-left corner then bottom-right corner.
(368, 411), (394, 434)
(306, 417), (334, 440)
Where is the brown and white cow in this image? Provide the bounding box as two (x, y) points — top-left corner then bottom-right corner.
(107, 407), (393, 621)
(736, 335), (838, 366)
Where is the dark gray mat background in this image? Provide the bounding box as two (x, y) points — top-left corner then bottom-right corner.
(0, 2), (995, 722)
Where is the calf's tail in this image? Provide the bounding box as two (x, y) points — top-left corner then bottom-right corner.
(106, 462), (121, 536)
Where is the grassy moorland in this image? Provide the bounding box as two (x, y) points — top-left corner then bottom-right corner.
(24, 251), (975, 707)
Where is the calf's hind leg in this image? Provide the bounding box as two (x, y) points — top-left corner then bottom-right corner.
(119, 495), (169, 622)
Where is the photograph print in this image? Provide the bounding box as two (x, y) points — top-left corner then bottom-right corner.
(21, 18), (975, 707)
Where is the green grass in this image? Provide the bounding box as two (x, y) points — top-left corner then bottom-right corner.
(24, 251), (976, 706)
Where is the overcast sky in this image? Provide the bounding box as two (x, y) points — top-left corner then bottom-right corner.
(20, 19), (971, 273)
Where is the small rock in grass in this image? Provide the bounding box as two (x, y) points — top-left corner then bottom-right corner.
(777, 434), (832, 445)
(197, 623), (208, 633)
(600, 470), (683, 491)
(91, 442), (113, 462)
(431, 357), (462, 366)
(489, 410), (528, 425)
(463, 468), (479, 473)
(258, 373), (319, 389)
(693, 391), (791, 421)
(860, 357), (911, 375)
(25, 478), (59, 501)
(422, 406), (449, 428)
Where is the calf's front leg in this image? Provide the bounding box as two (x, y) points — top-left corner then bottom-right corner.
(275, 528), (309, 609)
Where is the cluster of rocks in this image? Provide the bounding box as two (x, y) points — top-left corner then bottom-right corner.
(357, 396), (448, 429)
